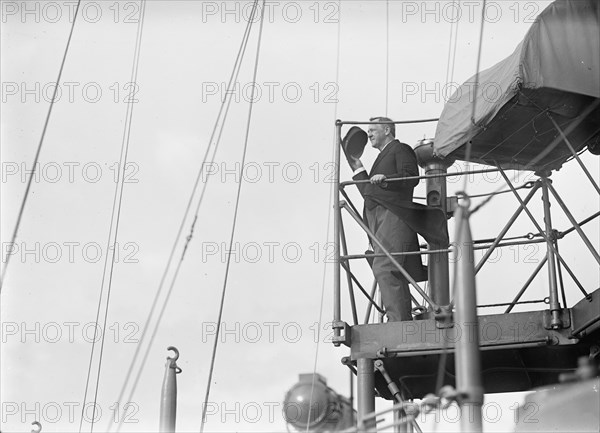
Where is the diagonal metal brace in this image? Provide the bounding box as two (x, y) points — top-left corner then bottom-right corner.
(340, 200), (441, 313)
(546, 181), (600, 266)
(499, 169), (586, 298)
(547, 113), (600, 195)
(374, 360), (423, 433)
(475, 180), (541, 274)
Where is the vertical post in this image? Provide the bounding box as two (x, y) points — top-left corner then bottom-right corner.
(334, 121), (342, 342)
(454, 201), (483, 433)
(539, 174), (562, 329)
(340, 216), (359, 325)
(415, 140), (453, 307)
(349, 367), (354, 410)
(357, 358), (376, 431)
(160, 347), (181, 433)
(393, 406), (400, 433)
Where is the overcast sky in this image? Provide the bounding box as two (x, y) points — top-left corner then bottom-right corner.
(2, 1), (599, 432)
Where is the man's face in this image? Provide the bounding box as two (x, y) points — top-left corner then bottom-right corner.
(368, 124), (389, 149)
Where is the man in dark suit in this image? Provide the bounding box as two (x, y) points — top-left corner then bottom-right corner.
(346, 117), (448, 321)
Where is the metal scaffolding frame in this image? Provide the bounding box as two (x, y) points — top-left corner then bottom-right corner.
(333, 121), (599, 336)
(331, 118), (600, 432)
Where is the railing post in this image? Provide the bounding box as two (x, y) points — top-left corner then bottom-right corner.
(333, 120), (342, 343)
(454, 200), (483, 433)
(539, 174), (562, 329)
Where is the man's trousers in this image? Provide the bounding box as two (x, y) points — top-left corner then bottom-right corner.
(366, 205), (419, 321)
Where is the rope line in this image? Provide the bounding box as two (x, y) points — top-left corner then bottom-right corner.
(461, 0), (487, 194)
(200, 1), (267, 431)
(81, 2), (147, 432)
(469, 180), (534, 214)
(448, 1), (460, 87)
(306, 3), (342, 429)
(109, 5), (259, 431)
(385, 0), (389, 116)
(444, 1), (460, 88)
(0, 0), (82, 293)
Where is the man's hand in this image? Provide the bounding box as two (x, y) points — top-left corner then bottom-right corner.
(370, 174), (386, 184)
(346, 154), (364, 172)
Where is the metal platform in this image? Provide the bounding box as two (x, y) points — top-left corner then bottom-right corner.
(342, 290), (600, 400)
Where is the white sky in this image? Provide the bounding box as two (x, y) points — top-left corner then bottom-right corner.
(2, 1), (599, 432)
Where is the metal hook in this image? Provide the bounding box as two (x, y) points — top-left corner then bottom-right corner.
(166, 346), (182, 372)
(31, 421), (42, 433)
(167, 346), (179, 362)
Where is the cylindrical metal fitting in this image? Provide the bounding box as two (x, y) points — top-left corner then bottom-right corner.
(414, 139), (453, 307)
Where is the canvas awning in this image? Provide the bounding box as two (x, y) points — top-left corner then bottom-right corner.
(433, 0), (600, 171)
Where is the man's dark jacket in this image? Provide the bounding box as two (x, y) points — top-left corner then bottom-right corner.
(352, 140), (450, 278)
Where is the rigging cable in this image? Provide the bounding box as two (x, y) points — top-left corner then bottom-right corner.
(306, 1), (342, 430)
(385, 0), (389, 116)
(443, 1), (455, 87)
(462, 0), (487, 187)
(200, 1), (268, 431)
(444, 1), (461, 88)
(79, 2), (147, 432)
(0, 0), (82, 293)
(108, 4), (260, 432)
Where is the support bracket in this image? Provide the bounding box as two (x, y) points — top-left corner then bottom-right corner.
(332, 321), (351, 347)
(543, 309), (571, 330)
